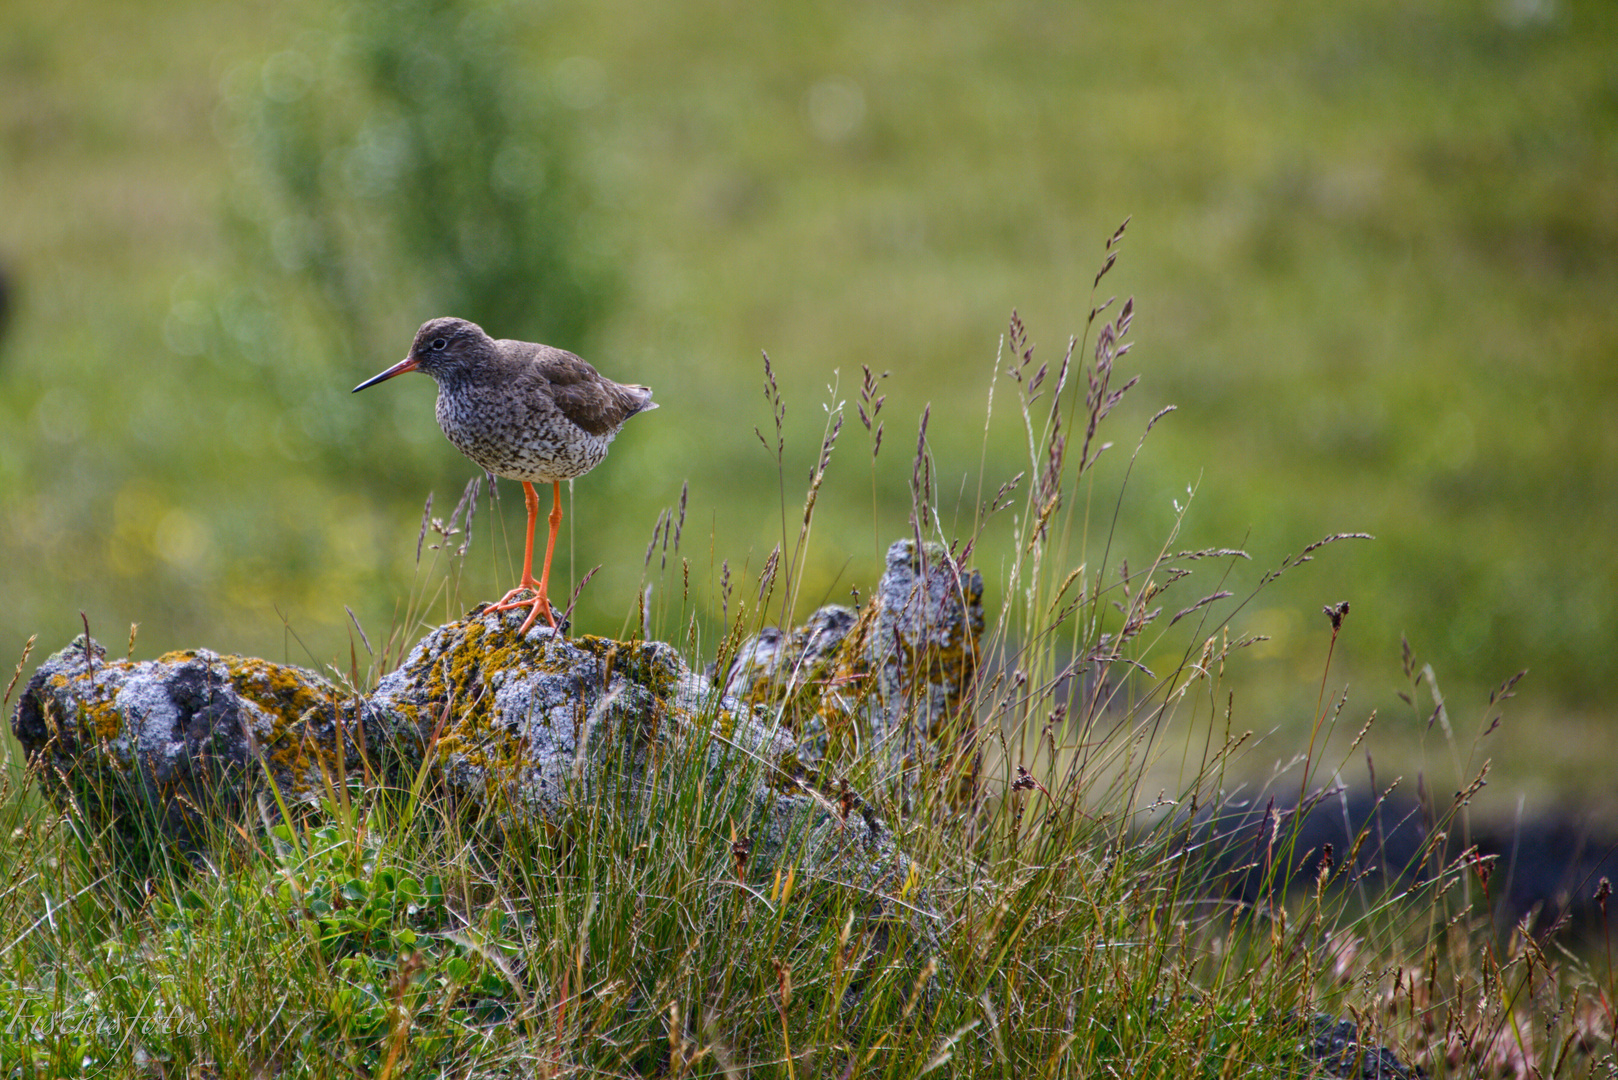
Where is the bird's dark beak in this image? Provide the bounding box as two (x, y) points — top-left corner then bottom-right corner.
(352, 356), (420, 393)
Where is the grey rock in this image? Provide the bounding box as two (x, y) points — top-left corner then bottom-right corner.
(1304, 1015), (1424, 1079)
(854, 539), (984, 765)
(724, 539), (984, 788)
(365, 608), (793, 824)
(722, 605), (857, 754)
(10, 636), (365, 848)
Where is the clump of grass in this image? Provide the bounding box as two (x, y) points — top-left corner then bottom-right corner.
(1, 225), (1611, 1078)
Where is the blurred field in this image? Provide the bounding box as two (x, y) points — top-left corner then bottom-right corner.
(2, 0), (1615, 812)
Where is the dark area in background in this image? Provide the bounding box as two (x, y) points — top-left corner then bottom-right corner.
(1210, 790), (1618, 939)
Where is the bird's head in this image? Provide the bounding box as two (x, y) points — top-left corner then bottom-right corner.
(352, 317), (491, 392)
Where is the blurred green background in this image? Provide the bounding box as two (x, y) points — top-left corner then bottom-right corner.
(2, 0), (1614, 813)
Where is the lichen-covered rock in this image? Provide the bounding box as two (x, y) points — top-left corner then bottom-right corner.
(842, 539), (983, 757)
(722, 604), (858, 732)
(365, 607), (796, 823)
(11, 636), (365, 847)
(361, 606), (940, 948)
(725, 539), (984, 785)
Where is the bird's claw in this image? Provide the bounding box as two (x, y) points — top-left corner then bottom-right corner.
(487, 587), (560, 635)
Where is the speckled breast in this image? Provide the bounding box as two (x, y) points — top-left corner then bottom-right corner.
(434, 389), (614, 483)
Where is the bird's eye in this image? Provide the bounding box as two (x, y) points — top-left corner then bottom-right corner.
(431, 337), (448, 351)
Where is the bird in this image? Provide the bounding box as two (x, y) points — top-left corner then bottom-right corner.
(353, 317), (657, 635)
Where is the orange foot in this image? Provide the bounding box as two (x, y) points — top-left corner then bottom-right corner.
(488, 584), (557, 635)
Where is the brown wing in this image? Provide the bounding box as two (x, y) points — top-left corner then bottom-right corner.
(514, 342), (650, 436)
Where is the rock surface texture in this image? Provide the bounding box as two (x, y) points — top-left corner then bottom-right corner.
(725, 539), (984, 790)
(12, 636), (364, 847)
(1303, 1015), (1424, 1079)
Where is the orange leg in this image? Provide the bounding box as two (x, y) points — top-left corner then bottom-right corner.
(489, 480), (563, 633)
